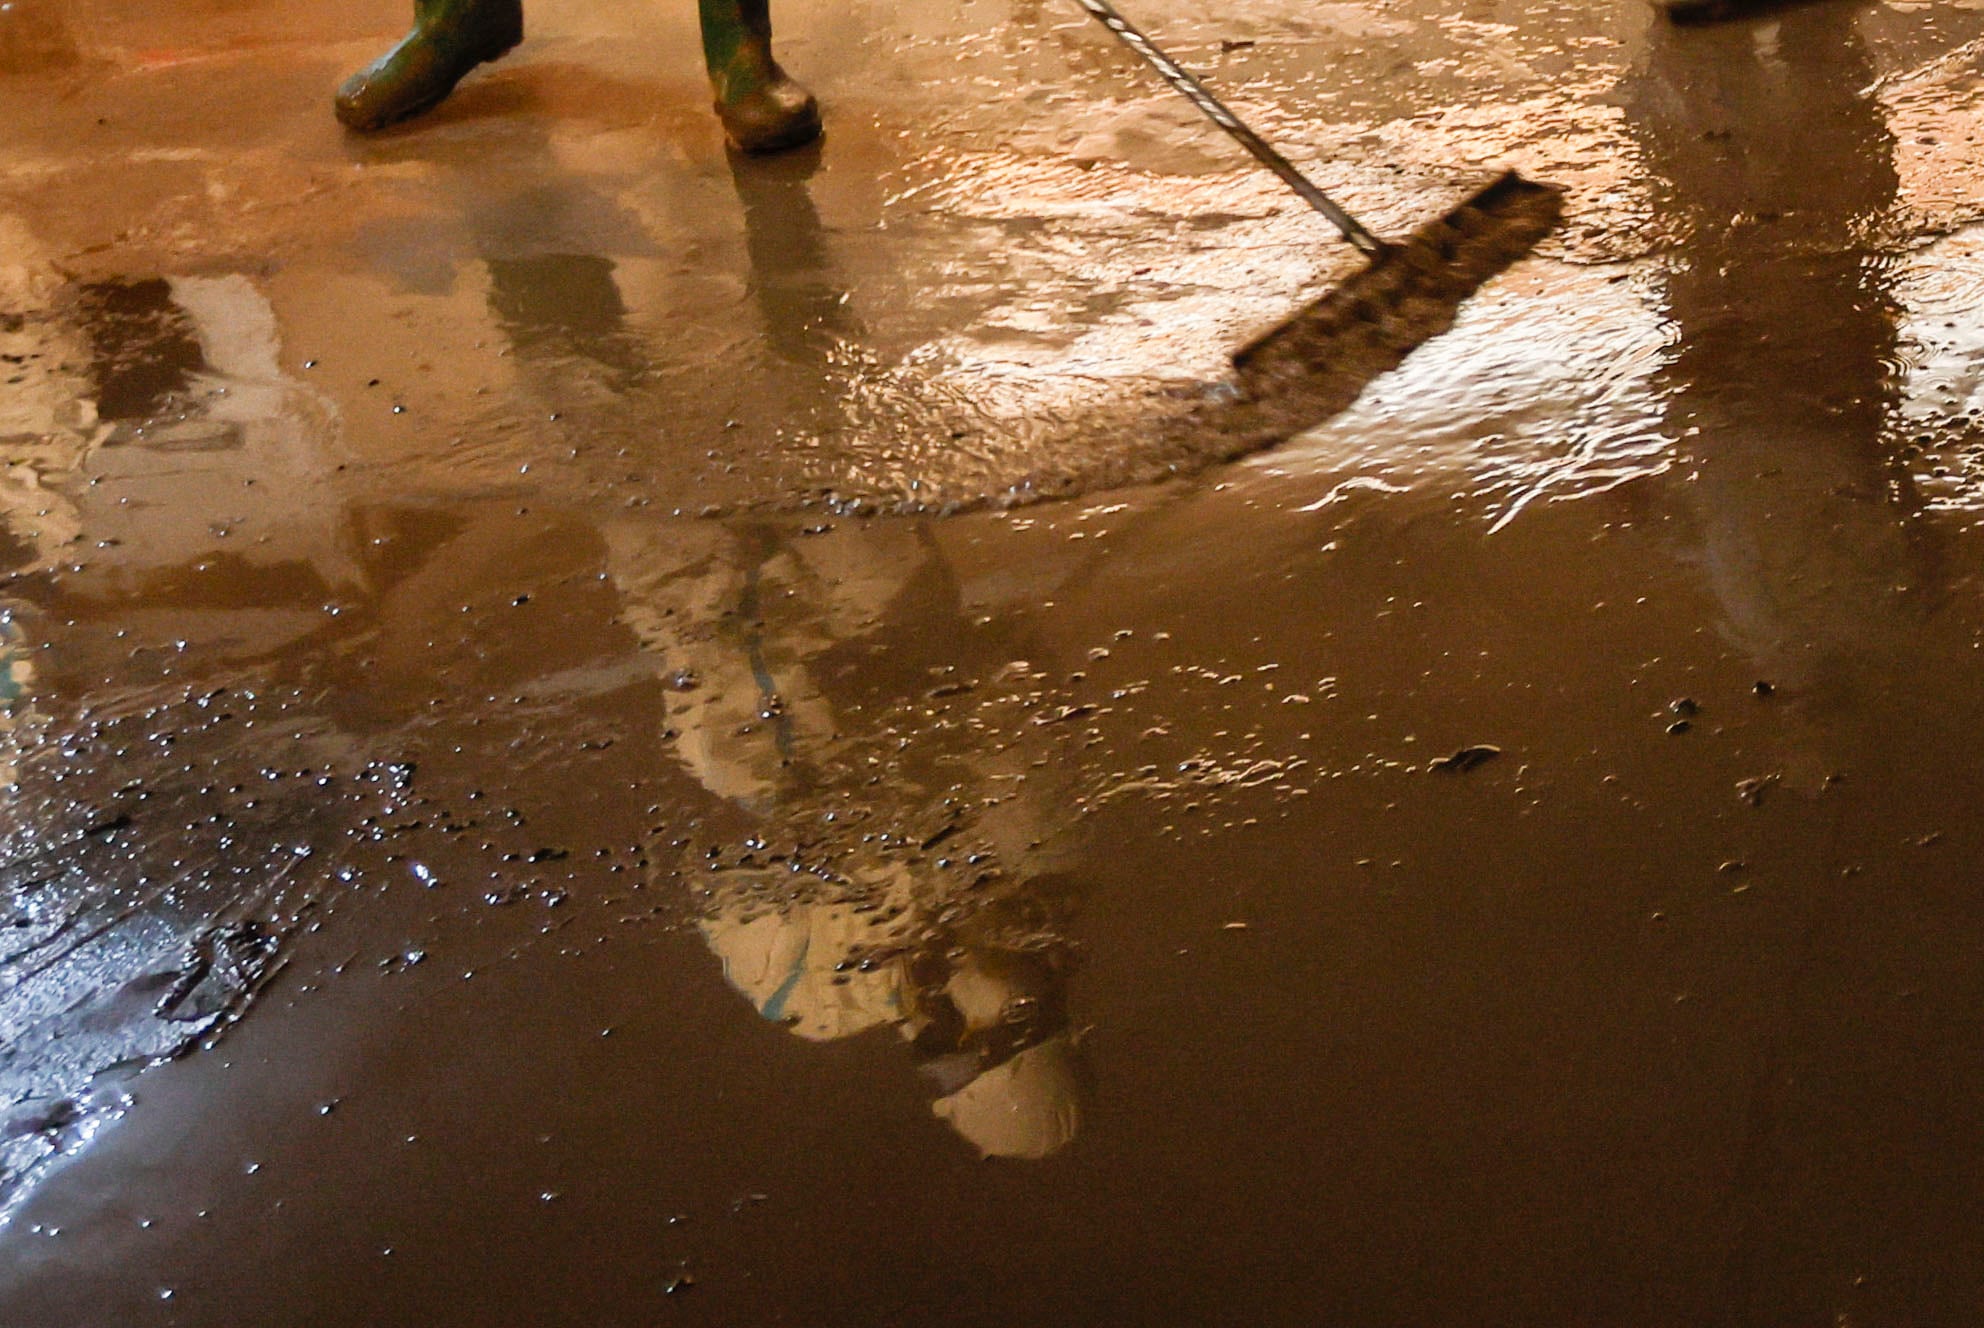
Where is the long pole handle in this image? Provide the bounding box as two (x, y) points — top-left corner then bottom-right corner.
(1069, 0), (1387, 257)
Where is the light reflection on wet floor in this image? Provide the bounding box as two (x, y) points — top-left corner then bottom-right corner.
(4, 0), (1984, 1322)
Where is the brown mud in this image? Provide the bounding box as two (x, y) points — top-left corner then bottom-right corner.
(5, 0), (1984, 1323)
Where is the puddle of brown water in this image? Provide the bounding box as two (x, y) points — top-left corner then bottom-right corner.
(5, 0), (1984, 1323)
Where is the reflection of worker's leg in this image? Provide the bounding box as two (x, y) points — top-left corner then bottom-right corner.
(1630, 7), (1928, 734)
(485, 253), (644, 383)
(600, 521), (831, 810)
(335, 0), (524, 133)
(727, 147), (854, 365)
(701, 0), (821, 154)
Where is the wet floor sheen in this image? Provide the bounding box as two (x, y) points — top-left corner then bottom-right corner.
(4, 0), (1984, 1323)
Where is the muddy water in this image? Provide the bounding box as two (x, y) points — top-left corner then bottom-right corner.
(4, 0), (1984, 1322)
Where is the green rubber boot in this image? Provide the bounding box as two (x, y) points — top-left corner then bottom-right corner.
(335, 0), (524, 132)
(702, 0), (820, 154)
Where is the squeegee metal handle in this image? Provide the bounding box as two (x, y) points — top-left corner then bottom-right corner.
(1070, 0), (1387, 258)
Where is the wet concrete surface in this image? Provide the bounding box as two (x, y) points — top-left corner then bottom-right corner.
(4, 0), (1984, 1322)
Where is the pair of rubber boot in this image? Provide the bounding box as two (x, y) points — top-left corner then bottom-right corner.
(334, 0), (820, 153)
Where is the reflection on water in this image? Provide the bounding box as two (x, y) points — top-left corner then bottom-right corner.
(698, 860), (1083, 1160)
(0, 221), (369, 1221)
(606, 507), (1088, 1158)
(10, 1), (1984, 1318)
(1628, 3), (1943, 760)
(74, 279), (207, 425)
(1889, 229), (1984, 512)
(728, 143), (859, 369)
(486, 252), (644, 385)
(571, 157), (1089, 1159)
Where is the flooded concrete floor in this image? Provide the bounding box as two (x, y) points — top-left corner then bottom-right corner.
(4, 0), (1984, 1321)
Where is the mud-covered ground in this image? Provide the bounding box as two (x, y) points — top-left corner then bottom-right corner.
(4, 0), (1984, 1322)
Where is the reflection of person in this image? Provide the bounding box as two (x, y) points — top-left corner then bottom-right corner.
(1626, 3), (1940, 776)
(335, 0), (821, 153)
(1621, 15), (1981, 1320)
(608, 515), (1089, 1159)
(521, 135), (1082, 1156)
(610, 140), (1085, 1156)
(699, 860), (1084, 1160)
